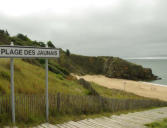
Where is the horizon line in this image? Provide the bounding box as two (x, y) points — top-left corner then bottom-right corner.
(124, 57), (167, 60)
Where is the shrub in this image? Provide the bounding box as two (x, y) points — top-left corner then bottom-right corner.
(48, 64), (64, 76)
(55, 65), (69, 76)
(66, 49), (70, 56)
(0, 86), (8, 94)
(22, 59), (41, 66)
(78, 79), (99, 96)
(0, 71), (10, 81)
(16, 34), (30, 41)
(47, 41), (55, 48)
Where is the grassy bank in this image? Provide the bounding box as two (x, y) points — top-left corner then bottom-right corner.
(0, 58), (167, 128)
(91, 82), (146, 99)
(0, 59), (167, 127)
(0, 30), (166, 127)
(146, 118), (167, 128)
(0, 59), (88, 95)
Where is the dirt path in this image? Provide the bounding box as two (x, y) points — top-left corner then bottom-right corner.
(34, 107), (167, 128)
(76, 75), (167, 101)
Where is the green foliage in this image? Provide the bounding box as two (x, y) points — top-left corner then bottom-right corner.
(57, 53), (157, 81)
(22, 59), (42, 66)
(48, 64), (65, 76)
(0, 29), (9, 36)
(38, 59), (45, 65)
(91, 82), (146, 99)
(37, 41), (45, 47)
(0, 71), (10, 81)
(0, 29), (11, 45)
(78, 79), (99, 96)
(22, 58), (70, 77)
(49, 59), (70, 76)
(16, 34), (30, 41)
(57, 66), (69, 76)
(11, 36), (44, 47)
(0, 113), (11, 125)
(146, 118), (167, 128)
(0, 59), (88, 95)
(0, 85), (9, 94)
(66, 49), (70, 56)
(47, 41), (55, 48)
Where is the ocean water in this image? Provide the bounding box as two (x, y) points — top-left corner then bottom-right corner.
(127, 59), (167, 86)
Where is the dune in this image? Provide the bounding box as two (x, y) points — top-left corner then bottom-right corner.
(75, 75), (167, 101)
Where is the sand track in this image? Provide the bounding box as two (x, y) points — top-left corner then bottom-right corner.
(76, 75), (167, 101)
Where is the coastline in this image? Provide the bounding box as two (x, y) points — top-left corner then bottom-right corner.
(141, 81), (167, 87)
(75, 75), (167, 101)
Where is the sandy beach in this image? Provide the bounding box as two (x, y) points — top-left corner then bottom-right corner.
(76, 75), (167, 101)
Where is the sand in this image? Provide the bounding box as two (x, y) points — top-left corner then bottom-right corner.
(75, 75), (167, 101)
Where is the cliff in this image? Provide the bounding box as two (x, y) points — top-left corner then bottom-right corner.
(57, 52), (158, 81)
(0, 29), (158, 81)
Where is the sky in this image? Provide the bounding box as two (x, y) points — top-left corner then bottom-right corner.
(0, 0), (167, 58)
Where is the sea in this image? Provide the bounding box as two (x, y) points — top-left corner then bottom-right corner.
(127, 58), (167, 86)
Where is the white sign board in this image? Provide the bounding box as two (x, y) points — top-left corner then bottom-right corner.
(0, 46), (59, 58)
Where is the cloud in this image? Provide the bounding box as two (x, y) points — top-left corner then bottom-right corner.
(0, 0), (167, 58)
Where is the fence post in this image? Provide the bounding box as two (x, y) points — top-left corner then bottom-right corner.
(0, 95), (2, 114)
(57, 93), (60, 112)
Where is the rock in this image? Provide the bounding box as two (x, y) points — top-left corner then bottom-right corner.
(58, 54), (158, 81)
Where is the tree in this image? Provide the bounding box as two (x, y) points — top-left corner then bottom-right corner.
(47, 41), (55, 48)
(0, 29), (5, 35)
(38, 41), (45, 47)
(17, 33), (29, 41)
(5, 30), (9, 36)
(66, 49), (70, 56)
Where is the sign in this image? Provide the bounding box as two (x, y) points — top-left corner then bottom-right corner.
(0, 46), (59, 58)
(2, 43), (60, 124)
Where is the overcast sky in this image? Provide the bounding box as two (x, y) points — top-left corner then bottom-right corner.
(0, 0), (167, 58)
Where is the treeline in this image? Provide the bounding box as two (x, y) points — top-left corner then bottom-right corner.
(0, 29), (71, 78)
(0, 29), (55, 48)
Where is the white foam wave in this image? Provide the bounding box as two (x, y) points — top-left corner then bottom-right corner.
(141, 82), (167, 87)
(125, 57), (167, 60)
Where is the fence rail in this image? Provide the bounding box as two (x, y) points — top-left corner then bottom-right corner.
(0, 94), (167, 122)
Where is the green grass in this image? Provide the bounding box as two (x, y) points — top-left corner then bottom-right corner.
(49, 107), (158, 125)
(0, 58), (89, 95)
(0, 58), (166, 127)
(0, 58), (150, 99)
(145, 118), (167, 128)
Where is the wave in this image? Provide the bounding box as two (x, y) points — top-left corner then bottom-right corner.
(125, 57), (167, 60)
(141, 81), (167, 87)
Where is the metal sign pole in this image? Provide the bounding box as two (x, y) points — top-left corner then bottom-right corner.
(10, 42), (15, 124)
(45, 44), (49, 122)
(0, 44), (59, 123)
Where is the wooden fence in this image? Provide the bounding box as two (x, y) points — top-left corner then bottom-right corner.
(0, 94), (167, 122)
